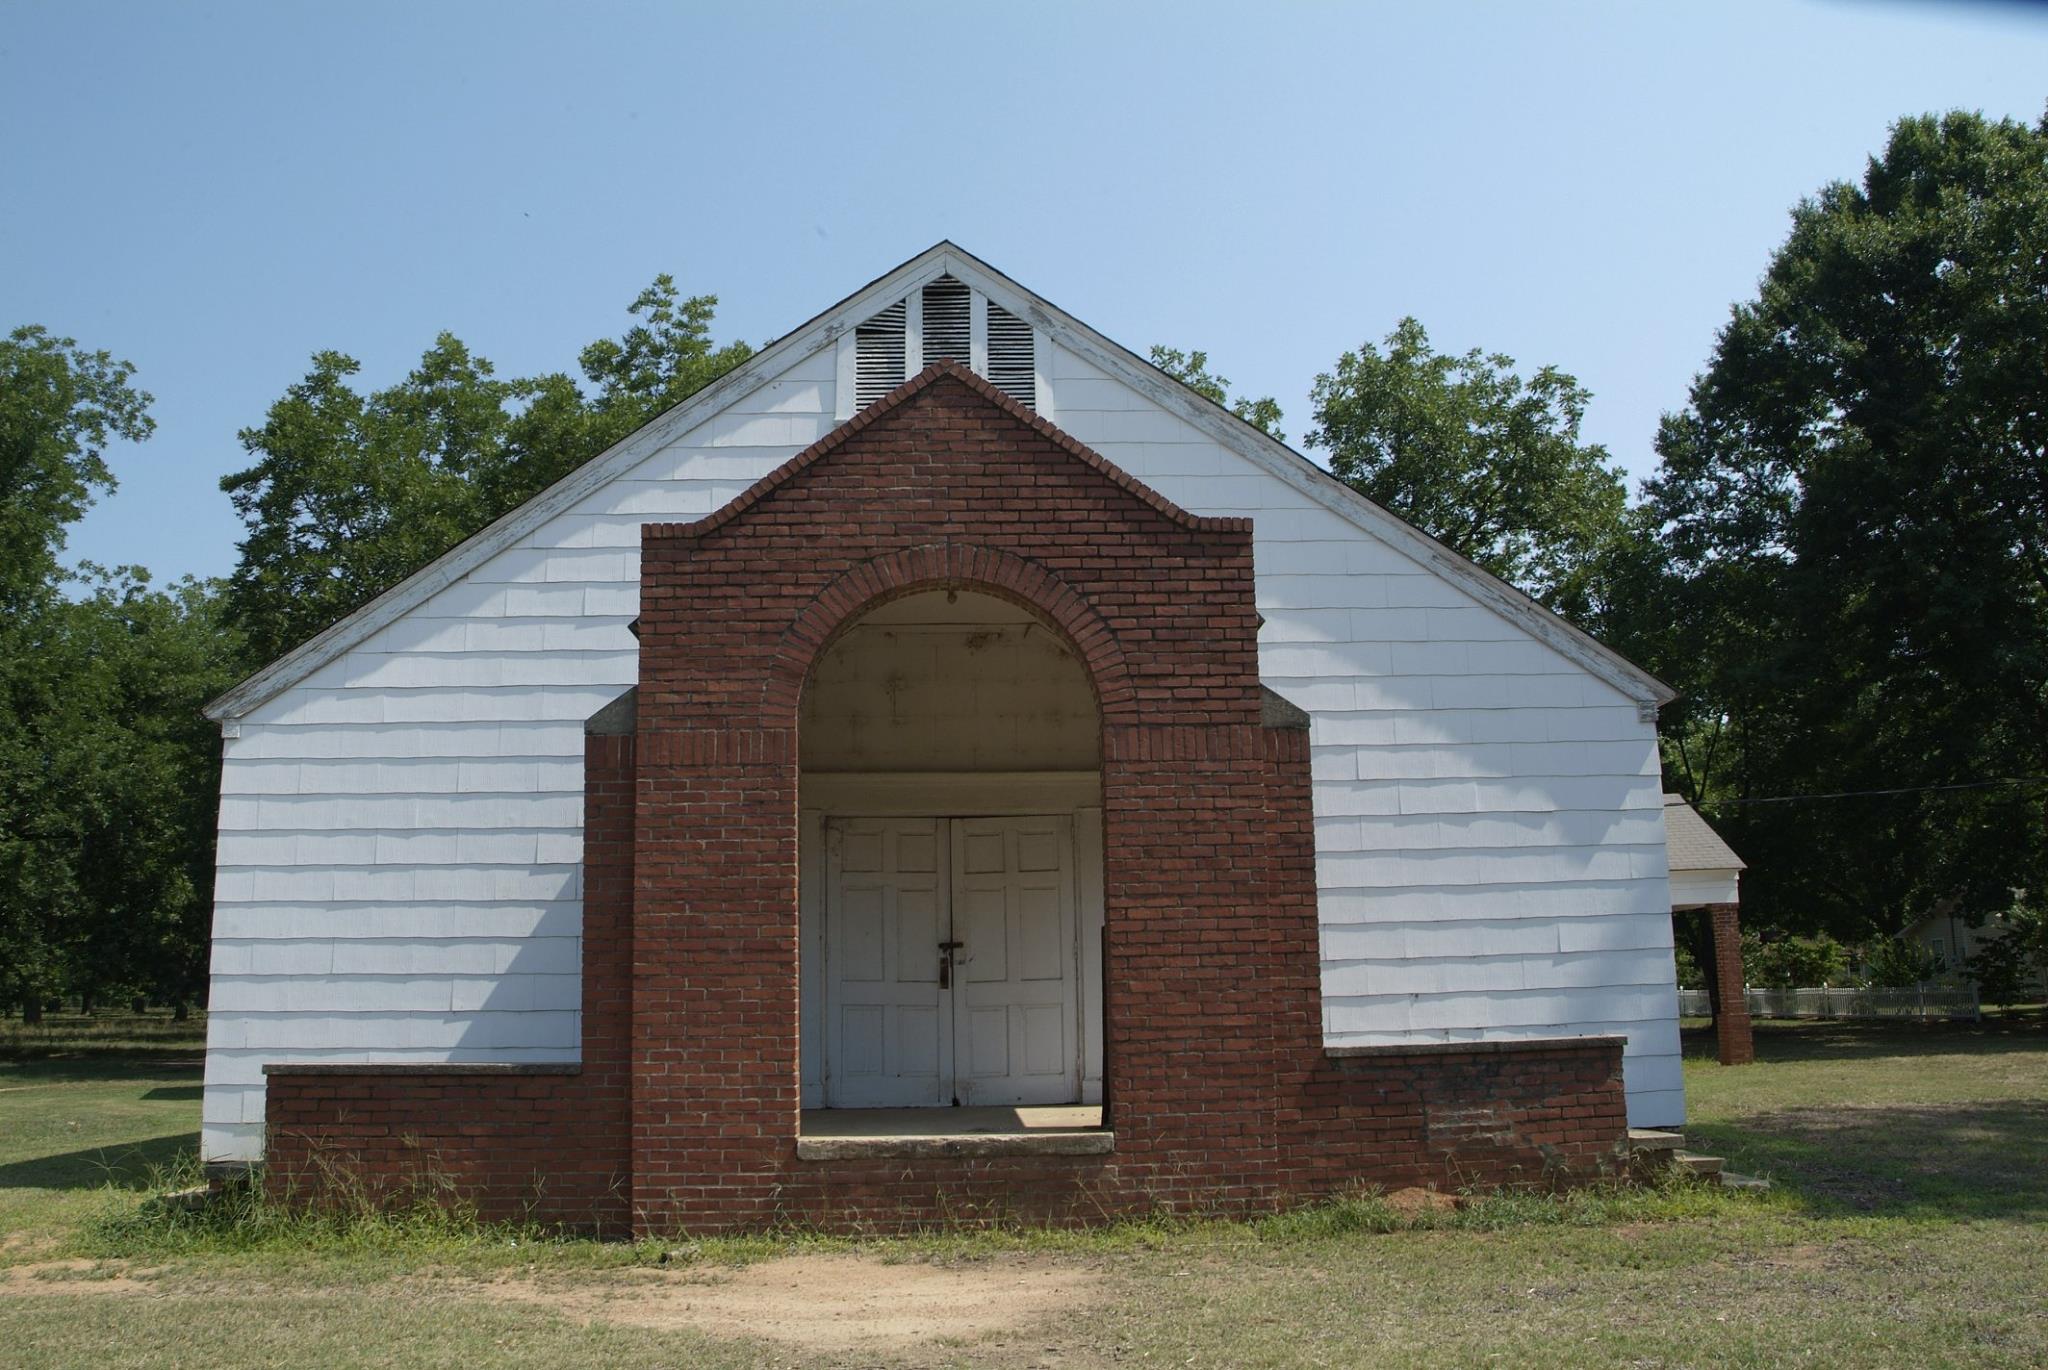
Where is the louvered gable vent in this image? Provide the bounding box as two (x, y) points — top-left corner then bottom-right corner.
(985, 301), (1034, 408)
(853, 299), (907, 409)
(843, 273), (1037, 415)
(921, 275), (971, 367)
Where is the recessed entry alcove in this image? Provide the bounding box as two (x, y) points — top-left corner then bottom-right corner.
(795, 588), (1109, 1155)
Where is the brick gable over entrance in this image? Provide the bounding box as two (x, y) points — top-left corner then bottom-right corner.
(264, 365), (1629, 1234)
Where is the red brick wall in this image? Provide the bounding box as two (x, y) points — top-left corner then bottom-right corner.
(263, 363), (1629, 1233)
(1290, 1043), (1631, 1194)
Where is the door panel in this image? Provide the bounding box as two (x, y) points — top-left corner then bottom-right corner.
(1014, 883), (1064, 980)
(1021, 1003), (1065, 1073)
(823, 818), (949, 1107)
(966, 1006), (1008, 1076)
(950, 816), (1079, 1106)
(959, 884), (1009, 983)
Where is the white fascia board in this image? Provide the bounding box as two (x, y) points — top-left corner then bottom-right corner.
(928, 245), (1676, 711)
(1669, 870), (1741, 909)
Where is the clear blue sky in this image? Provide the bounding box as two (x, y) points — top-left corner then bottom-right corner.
(6, 1), (2046, 585)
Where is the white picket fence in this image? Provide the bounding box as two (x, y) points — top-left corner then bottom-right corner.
(1677, 985), (1981, 1021)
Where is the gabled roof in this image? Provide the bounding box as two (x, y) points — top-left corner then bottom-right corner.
(1663, 794), (1746, 873)
(207, 241), (1676, 721)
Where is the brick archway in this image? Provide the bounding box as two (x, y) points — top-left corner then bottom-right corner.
(762, 542), (1137, 722)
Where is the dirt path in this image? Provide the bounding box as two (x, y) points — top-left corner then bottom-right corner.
(479, 1253), (1103, 1355)
(0, 1259), (162, 1297)
(0, 1252), (1107, 1360)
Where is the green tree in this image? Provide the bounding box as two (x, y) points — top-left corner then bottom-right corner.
(1965, 929), (2038, 1008)
(0, 330), (236, 1019)
(1742, 932), (1850, 989)
(1148, 346), (1285, 439)
(1862, 936), (1942, 989)
(0, 326), (153, 606)
(2008, 897), (2048, 971)
(0, 569), (239, 1017)
(1640, 110), (2048, 941)
(1305, 318), (1630, 620)
(1963, 900), (2046, 1007)
(0, 326), (153, 1019)
(223, 275), (752, 665)
(220, 339), (506, 667)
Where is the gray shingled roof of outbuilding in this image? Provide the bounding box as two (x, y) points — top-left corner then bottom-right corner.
(1663, 793), (1746, 872)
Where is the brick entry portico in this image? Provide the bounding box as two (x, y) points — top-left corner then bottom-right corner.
(264, 364), (1629, 1235)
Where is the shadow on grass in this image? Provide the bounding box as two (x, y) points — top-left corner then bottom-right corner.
(0, 1045), (206, 1066)
(1689, 1097), (2048, 1220)
(141, 1086), (203, 1102)
(0, 1014), (207, 1066)
(0, 1133), (197, 1192)
(0, 1058), (202, 1087)
(1681, 1015), (2047, 1066)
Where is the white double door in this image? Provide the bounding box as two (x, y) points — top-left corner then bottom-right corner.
(823, 815), (1080, 1109)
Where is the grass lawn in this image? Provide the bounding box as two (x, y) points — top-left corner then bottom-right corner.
(2, 1014), (2044, 1367)
(0, 1014), (206, 1254)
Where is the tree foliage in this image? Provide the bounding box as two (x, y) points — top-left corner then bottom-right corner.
(1636, 110), (2048, 939)
(1963, 901), (2046, 1006)
(0, 326), (153, 607)
(1741, 931), (1850, 989)
(0, 331), (237, 1016)
(1148, 346), (1285, 439)
(1964, 928), (2039, 1007)
(1862, 936), (1944, 989)
(0, 569), (238, 1014)
(1306, 319), (1630, 619)
(222, 275), (753, 665)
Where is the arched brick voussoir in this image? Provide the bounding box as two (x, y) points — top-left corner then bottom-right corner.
(762, 544), (1138, 721)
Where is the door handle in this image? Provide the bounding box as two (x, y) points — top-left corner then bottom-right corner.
(939, 940), (964, 990)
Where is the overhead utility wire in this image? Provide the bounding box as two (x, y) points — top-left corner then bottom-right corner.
(1712, 776), (2048, 806)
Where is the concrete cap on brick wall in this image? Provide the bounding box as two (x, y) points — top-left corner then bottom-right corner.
(587, 687), (637, 737)
(1260, 684), (1311, 730)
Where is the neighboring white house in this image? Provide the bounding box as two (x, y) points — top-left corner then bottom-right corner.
(1901, 909), (2048, 993)
(199, 242), (1686, 1164)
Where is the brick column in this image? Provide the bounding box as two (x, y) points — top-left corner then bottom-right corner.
(629, 726), (800, 1233)
(1708, 903), (1754, 1065)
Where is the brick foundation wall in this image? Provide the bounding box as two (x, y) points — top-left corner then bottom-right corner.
(1294, 1042), (1630, 1192)
(263, 363), (1630, 1233)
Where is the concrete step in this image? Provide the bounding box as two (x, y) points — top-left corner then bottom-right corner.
(1628, 1130), (1762, 1189)
(159, 1185), (211, 1212)
(1627, 1128), (1686, 1156)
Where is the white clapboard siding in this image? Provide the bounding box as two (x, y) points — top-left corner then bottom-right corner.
(202, 332), (1684, 1163)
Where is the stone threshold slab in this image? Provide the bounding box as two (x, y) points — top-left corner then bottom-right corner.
(262, 1062), (581, 1076)
(795, 1132), (1116, 1161)
(1325, 1035), (1627, 1060)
